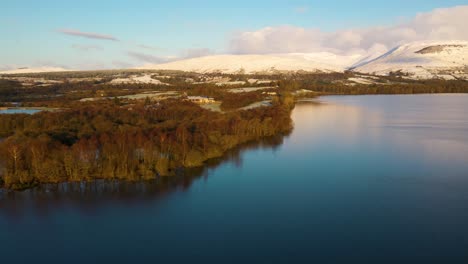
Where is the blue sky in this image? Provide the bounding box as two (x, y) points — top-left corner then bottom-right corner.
(1, 0), (467, 70)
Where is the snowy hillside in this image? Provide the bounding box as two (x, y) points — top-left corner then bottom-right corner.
(139, 41), (468, 79)
(2, 41), (467, 80)
(139, 53), (362, 74)
(0, 67), (69, 74)
(352, 41), (468, 79)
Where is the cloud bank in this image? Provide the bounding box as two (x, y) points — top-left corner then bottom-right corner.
(58, 29), (119, 41)
(229, 6), (468, 55)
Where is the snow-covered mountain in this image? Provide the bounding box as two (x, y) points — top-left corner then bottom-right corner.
(142, 41), (468, 79)
(0, 67), (69, 74)
(139, 41), (468, 79)
(139, 53), (362, 74)
(352, 41), (468, 79)
(2, 41), (467, 79)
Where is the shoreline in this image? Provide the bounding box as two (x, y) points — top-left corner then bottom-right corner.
(0, 131), (291, 193)
(0, 99), (295, 191)
(0, 106), (60, 111)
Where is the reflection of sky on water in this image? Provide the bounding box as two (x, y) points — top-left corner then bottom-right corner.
(1, 95), (468, 263)
(291, 95), (468, 165)
(0, 108), (40, 114)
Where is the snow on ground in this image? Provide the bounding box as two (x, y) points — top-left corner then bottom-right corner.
(110, 74), (168, 85)
(353, 40), (468, 79)
(3, 41), (467, 80)
(228, 86), (276, 93)
(247, 79), (273, 84)
(80, 91), (179, 102)
(139, 53), (362, 74)
(347, 77), (377, 85)
(0, 67), (69, 74)
(240, 101), (272, 110)
(139, 40), (468, 80)
(216, 81), (246, 86)
(119, 91), (178, 100)
(1, 76), (64, 86)
(200, 102), (222, 112)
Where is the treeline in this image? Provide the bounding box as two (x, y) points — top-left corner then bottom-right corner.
(220, 92), (265, 110)
(0, 79), (24, 103)
(275, 76), (468, 95)
(309, 81), (468, 94)
(0, 96), (294, 190)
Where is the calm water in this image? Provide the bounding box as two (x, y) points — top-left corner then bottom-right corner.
(1, 94), (468, 263)
(0, 108), (41, 114)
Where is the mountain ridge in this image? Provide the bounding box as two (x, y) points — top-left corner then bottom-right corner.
(138, 53), (361, 74)
(2, 41), (467, 80)
(0, 67), (70, 74)
(353, 40), (468, 79)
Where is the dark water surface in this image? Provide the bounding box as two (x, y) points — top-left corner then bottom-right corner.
(1, 94), (468, 263)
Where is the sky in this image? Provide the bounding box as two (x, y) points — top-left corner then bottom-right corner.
(1, 0), (468, 70)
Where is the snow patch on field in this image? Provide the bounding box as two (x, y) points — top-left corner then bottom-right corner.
(240, 101), (272, 110)
(348, 77), (376, 85)
(110, 74), (168, 85)
(216, 81), (246, 86)
(80, 91), (179, 102)
(228, 87), (276, 93)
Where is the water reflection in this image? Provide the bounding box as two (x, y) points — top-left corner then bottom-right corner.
(292, 99), (383, 147)
(0, 133), (288, 217)
(296, 95), (468, 164)
(0, 108), (41, 114)
(1, 95), (468, 263)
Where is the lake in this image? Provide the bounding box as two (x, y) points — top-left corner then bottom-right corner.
(1, 94), (468, 263)
(0, 108), (41, 114)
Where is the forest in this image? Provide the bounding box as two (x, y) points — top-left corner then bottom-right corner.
(0, 93), (294, 190)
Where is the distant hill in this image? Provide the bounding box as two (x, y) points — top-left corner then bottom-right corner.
(138, 53), (362, 74)
(0, 67), (69, 75)
(3, 41), (467, 80)
(352, 41), (468, 80)
(140, 41), (468, 80)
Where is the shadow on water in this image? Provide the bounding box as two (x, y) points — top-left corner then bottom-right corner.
(0, 132), (289, 216)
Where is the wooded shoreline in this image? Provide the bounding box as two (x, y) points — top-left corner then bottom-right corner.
(0, 94), (295, 190)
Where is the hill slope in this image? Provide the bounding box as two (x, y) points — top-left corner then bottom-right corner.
(352, 41), (468, 79)
(0, 67), (69, 75)
(2, 41), (467, 79)
(139, 53), (362, 74)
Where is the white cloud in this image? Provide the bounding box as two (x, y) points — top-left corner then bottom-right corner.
(229, 6), (468, 55)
